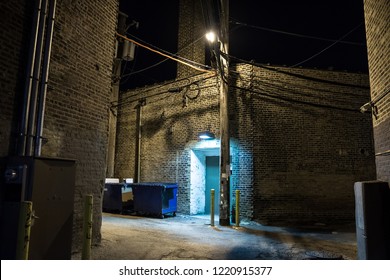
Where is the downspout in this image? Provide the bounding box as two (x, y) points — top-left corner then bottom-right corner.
(25, 0), (48, 156)
(135, 99), (145, 183)
(35, 0), (56, 156)
(18, 0), (43, 156)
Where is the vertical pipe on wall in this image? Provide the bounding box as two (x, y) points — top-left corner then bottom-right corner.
(26, 0), (49, 156)
(135, 99), (145, 183)
(35, 0), (57, 156)
(18, 0), (43, 156)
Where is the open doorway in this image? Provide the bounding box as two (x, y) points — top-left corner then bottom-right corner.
(190, 144), (220, 215)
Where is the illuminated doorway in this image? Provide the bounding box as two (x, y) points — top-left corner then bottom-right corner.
(190, 143), (220, 215)
(205, 156), (219, 215)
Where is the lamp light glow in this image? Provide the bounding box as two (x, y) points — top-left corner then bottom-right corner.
(205, 31), (216, 43)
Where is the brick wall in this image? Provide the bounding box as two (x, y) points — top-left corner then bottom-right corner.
(115, 73), (219, 214)
(115, 64), (376, 225)
(0, 0), (118, 253)
(0, 0), (33, 157)
(364, 0), (390, 183)
(233, 64), (376, 225)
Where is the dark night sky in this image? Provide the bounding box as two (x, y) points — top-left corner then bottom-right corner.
(119, 0), (368, 90)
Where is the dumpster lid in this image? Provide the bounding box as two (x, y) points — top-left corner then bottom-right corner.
(130, 182), (178, 188)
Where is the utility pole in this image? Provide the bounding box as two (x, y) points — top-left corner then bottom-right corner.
(107, 12), (136, 177)
(218, 0), (230, 226)
(106, 12), (127, 177)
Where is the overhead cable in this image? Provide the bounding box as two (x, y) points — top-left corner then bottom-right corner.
(231, 19), (365, 46)
(229, 54), (369, 89)
(290, 22), (364, 68)
(116, 33), (214, 74)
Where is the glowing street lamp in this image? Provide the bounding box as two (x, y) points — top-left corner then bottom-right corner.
(205, 31), (217, 43)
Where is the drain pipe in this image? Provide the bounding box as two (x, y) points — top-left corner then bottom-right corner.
(26, 0), (48, 156)
(35, 0), (56, 156)
(135, 99), (145, 183)
(18, 0), (43, 156)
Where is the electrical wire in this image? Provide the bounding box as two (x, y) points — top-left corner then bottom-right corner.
(228, 70), (366, 110)
(120, 33), (208, 80)
(126, 32), (211, 69)
(116, 33), (214, 74)
(229, 54), (369, 89)
(120, 58), (169, 79)
(229, 67), (369, 98)
(290, 22), (364, 68)
(230, 19), (365, 46)
(113, 72), (217, 109)
(230, 83), (360, 113)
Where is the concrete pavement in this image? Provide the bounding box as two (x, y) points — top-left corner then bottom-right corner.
(72, 213), (357, 260)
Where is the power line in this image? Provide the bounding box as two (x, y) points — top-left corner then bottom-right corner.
(120, 58), (170, 79)
(230, 19), (365, 46)
(120, 33), (208, 80)
(290, 22), (364, 68)
(228, 70), (366, 110)
(229, 54), (369, 89)
(113, 72), (217, 108)
(230, 82), (361, 113)
(116, 33), (214, 74)
(124, 32), (212, 69)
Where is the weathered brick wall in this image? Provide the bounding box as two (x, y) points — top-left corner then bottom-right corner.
(115, 73), (219, 214)
(115, 64), (376, 225)
(0, 0), (33, 157)
(0, 0), (118, 252)
(364, 0), (390, 183)
(233, 64), (376, 225)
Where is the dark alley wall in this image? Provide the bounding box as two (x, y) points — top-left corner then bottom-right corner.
(0, 1), (33, 157)
(364, 0), (390, 183)
(0, 0), (118, 253)
(115, 64), (376, 225)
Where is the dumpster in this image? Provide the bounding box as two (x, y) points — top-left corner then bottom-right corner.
(103, 178), (135, 213)
(103, 182), (124, 212)
(131, 183), (178, 218)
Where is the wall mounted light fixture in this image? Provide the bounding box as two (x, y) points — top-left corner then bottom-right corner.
(198, 131), (215, 140)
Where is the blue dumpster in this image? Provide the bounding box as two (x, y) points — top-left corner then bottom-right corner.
(131, 183), (178, 218)
(103, 183), (124, 213)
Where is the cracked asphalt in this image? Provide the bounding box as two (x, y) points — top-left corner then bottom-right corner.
(72, 213), (357, 260)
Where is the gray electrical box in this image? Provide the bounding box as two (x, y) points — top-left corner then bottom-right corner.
(354, 181), (390, 260)
(1, 156), (76, 259)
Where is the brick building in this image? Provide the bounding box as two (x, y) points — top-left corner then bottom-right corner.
(363, 0), (390, 183)
(0, 0), (118, 256)
(115, 62), (376, 224)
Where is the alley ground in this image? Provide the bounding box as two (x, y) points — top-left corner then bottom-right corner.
(72, 212), (357, 260)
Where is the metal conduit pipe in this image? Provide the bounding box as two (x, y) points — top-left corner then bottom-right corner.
(135, 100), (144, 183)
(18, 0), (43, 156)
(26, 0), (48, 156)
(35, 0), (57, 156)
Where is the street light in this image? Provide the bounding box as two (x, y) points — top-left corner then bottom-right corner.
(205, 31), (217, 43)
